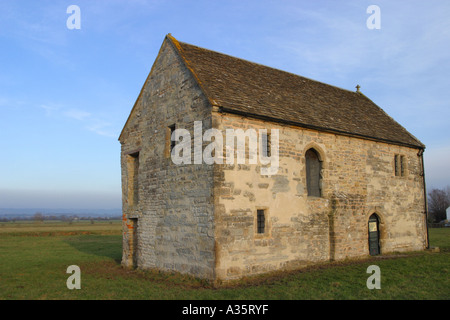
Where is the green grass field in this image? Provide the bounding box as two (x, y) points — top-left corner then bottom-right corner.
(0, 220), (448, 300)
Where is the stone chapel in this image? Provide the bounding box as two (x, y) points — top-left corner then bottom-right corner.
(119, 34), (428, 282)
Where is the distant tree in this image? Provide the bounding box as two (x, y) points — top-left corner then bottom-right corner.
(428, 186), (450, 222)
(33, 212), (44, 223)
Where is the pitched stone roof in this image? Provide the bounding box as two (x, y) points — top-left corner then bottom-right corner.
(167, 34), (424, 149)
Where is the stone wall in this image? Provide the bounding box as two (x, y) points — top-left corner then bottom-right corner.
(119, 39), (216, 280)
(212, 111), (427, 281)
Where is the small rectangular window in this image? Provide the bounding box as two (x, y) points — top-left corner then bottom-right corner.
(400, 155), (405, 176)
(394, 154), (406, 176)
(394, 155), (399, 176)
(262, 132), (271, 157)
(257, 209), (265, 234)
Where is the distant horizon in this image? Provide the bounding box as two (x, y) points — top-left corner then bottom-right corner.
(0, 207), (121, 211)
(0, 188), (121, 210)
(0, 207), (122, 217)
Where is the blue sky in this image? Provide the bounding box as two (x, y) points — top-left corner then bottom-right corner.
(0, 0), (449, 209)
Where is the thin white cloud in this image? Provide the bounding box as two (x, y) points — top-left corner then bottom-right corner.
(64, 109), (92, 121)
(65, 109), (118, 137)
(86, 121), (117, 138)
(0, 96), (27, 110)
(38, 104), (117, 138)
(39, 104), (60, 116)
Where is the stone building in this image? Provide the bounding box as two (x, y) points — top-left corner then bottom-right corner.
(118, 34), (428, 282)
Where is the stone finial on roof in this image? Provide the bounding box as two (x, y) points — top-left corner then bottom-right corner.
(356, 84), (361, 93)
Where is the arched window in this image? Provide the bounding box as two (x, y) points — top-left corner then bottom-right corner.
(305, 148), (322, 197)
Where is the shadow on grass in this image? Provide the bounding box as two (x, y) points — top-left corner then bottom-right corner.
(63, 234), (122, 263)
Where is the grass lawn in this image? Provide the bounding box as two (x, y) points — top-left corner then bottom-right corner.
(0, 221), (448, 300)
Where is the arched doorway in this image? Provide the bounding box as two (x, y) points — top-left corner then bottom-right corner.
(368, 214), (380, 256)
